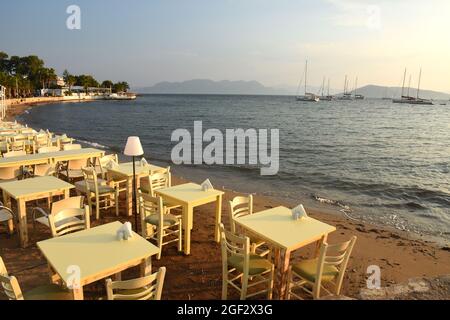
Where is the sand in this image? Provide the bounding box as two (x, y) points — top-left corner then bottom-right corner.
(0, 102), (449, 300)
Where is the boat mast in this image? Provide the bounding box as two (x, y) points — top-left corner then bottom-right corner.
(344, 75), (348, 95)
(321, 77), (325, 96)
(417, 67), (422, 99)
(304, 60), (308, 95)
(327, 78), (330, 96)
(401, 68), (406, 97)
(354, 77), (358, 96)
(407, 75), (411, 97)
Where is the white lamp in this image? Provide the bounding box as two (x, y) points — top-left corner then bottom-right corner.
(124, 136), (144, 231)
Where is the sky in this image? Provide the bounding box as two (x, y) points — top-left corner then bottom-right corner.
(1, 0), (450, 92)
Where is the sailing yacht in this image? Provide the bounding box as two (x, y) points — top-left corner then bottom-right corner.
(393, 68), (433, 105)
(319, 77), (333, 101)
(337, 75), (354, 100)
(353, 77), (364, 100)
(296, 60), (319, 102)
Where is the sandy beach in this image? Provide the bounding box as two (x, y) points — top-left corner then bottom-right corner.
(1, 102), (449, 300)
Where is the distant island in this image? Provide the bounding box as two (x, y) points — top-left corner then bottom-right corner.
(134, 79), (450, 100)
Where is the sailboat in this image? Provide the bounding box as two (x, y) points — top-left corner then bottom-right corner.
(337, 75), (354, 100)
(296, 60), (319, 102)
(354, 77), (364, 100)
(393, 68), (433, 105)
(319, 77), (333, 101)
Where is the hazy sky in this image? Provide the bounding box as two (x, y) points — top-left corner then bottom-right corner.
(1, 0), (450, 92)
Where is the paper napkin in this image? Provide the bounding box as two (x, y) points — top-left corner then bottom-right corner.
(116, 222), (134, 240)
(201, 179), (214, 191)
(292, 204), (308, 220)
(140, 157), (148, 167)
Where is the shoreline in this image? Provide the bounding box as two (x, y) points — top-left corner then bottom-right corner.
(2, 100), (450, 299)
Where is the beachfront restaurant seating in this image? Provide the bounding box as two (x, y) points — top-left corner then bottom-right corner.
(32, 196), (85, 238)
(32, 134), (50, 153)
(229, 195), (271, 258)
(0, 202), (15, 236)
(139, 191), (182, 260)
(0, 256), (72, 300)
(0, 165), (23, 182)
(105, 266), (166, 300)
(7, 140), (26, 153)
(58, 153), (88, 182)
(75, 167), (119, 219)
(220, 223), (274, 300)
(47, 205), (90, 238)
(287, 236), (357, 300)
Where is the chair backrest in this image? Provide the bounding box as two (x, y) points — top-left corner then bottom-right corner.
(138, 191), (164, 238)
(38, 146), (60, 154)
(51, 196), (84, 215)
(105, 267), (166, 300)
(48, 205), (90, 237)
(98, 154), (119, 177)
(7, 141), (25, 152)
(316, 236), (357, 293)
(12, 134), (27, 142)
(145, 170), (171, 196)
(0, 167), (22, 180)
(3, 150), (26, 158)
(219, 223), (251, 275)
(81, 167), (100, 194)
(0, 256), (24, 300)
(63, 144), (81, 151)
(228, 195), (253, 233)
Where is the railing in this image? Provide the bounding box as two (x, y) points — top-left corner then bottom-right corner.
(0, 85), (6, 120)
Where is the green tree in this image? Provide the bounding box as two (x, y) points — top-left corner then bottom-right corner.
(112, 81), (130, 93)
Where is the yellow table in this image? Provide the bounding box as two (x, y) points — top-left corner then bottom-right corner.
(37, 221), (160, 300)
(0, 147), (105, 168)
(0, 176), (74, 248)
(107, 162), (166, 216)
(234, 206), (336, 299)
(155, 182), (224, 255)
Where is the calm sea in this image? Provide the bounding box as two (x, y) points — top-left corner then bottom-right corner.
(19, 95), (450, 241)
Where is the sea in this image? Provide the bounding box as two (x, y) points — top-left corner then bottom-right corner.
(18, 94), (450, 243)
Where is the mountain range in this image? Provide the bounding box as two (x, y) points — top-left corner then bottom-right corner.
(133, 80), (450, 100)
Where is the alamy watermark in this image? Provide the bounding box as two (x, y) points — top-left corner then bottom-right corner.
(366, 265), (381, 289)
(171, 121), (279, 175)
(66, 5), (81, 30)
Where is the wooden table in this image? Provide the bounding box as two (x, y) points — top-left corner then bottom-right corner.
(0, 176), (74, 248)
(37, 222), (160, 300)
(234, 206), (336, 299)
(155, 182), (224, 255)
(0, 147), (105, 168)
(107, 162), (166, 216)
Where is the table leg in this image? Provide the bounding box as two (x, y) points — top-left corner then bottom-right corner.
(140, 256), (152, 277)
(278, 250), (291, 300)
(18, 199), (28, 248)
(182, 203), (193, 255)
(72, 286), (84, 300)
(63, 188), (70, 199)
(126, 177), (133, 216)
(214, 194), (222, 243)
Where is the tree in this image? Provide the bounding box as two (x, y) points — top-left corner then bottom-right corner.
(101, 80), (113, 89)
(112, 81), (130, 93)
(63, 69), (76, 91)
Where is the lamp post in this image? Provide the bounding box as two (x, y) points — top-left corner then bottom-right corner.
(124, 136), (144, 232)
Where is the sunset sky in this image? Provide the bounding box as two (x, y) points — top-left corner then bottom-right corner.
(1, 0), (450, 92)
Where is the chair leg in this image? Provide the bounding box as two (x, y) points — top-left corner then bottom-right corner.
(7, 219), (14, 235)
(267, 266), (274, 300)
(240, 274), (249, 300)
(157, 229), (163, 260)
(221, 269), (228, 300)
(286, 267), (292, 300)
(115, 191), (119, 216)
(95, 195), (100, 220)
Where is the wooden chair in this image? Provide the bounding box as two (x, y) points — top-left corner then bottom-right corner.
(0, 166), (22, 182)
(27, 146), (60, 177)
(7, 140), (26, 152)
(140, 169), (180, 214)
(139, 191), (182, 260)
(229, 195), (270, 257)
(97, 154), (128, 196)
(48, 206), (90, 237)
(32, 196), (85, 237)
(3, 150), (26, 158)
(287, 236), (357, 300)
(0, 256), (72, 300)
(0, 201), (15, 236)
(33, 134), (50, 153)
(75, 167), (119, 219)
(220, 223), (274, 300)
(105, 267), (166, 300)
(58, 157), (88, 182)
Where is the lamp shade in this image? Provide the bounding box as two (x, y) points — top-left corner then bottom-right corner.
(124, 136), (144, 156)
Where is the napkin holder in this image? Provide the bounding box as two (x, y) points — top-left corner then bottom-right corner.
(201, 179), (214, 191)
(292, 204), (308, 221)
(116, 222), (134, 241)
